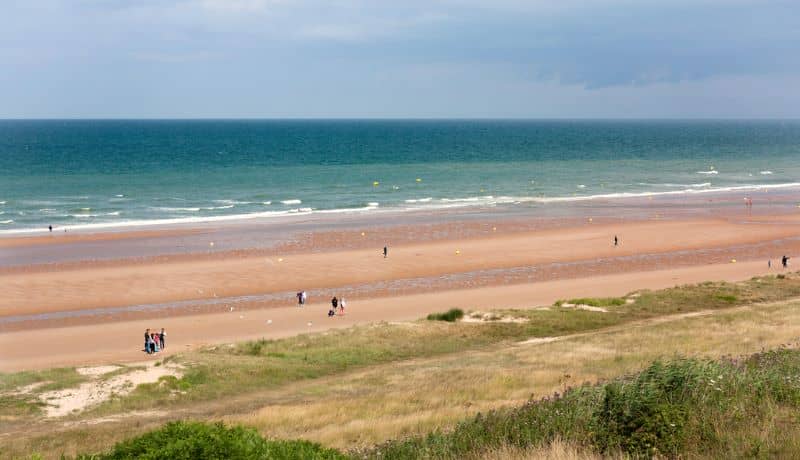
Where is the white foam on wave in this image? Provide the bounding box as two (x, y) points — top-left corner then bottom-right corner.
(639, 182), (711, 188)
(150, 207), (201, 212)
(115, 194), (125, 198)
(697, 170), (719, 175)
(760, 171), (773, 175)
(440, 196), (492, 203)
(0, 201), (5, 205)
(0, 220), (13, 224)
(262, 201), (272, 205)
(405, 197), (432, 203)
(367, 202), (380, 207)
(577, 184), (586, 189)
(281, 199), (302, 205)
(202, 205), (235, 210)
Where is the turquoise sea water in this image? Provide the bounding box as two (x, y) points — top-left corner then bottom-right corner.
(1, 120), (799, 234)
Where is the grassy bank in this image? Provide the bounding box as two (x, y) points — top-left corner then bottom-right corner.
(69, 348), (800, 459)
(4, 273), (800, 458)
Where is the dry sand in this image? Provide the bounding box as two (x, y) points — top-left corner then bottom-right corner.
(0, 211), (798, 372)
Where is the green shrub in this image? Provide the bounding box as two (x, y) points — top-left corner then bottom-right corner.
(78, 421), (346, 460)
(426, 309), (464, 322)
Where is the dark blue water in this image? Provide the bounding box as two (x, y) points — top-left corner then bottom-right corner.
(1, 120), (799, 233)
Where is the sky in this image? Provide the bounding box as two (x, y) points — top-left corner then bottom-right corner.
(1, 0), (799, 118)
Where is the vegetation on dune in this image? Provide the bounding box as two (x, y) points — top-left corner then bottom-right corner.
(74, 421), (345, 460)
(361, 348), (800, 459)
(71, 348), (800, 459)
(426, 308), (465, 322)
(554, 297), (626, 308)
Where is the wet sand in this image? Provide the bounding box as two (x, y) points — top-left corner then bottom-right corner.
(1, 198), (798, 372)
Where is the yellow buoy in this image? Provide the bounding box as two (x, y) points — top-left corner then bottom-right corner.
(416, 178), (422, 182)
(373, 181), (380, 186)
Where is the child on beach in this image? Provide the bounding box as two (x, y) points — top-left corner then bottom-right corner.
(339, 297), (346, 315)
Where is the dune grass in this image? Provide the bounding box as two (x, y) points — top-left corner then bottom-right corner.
(427, 308), (465, 322)
(362, 349), (800, 459)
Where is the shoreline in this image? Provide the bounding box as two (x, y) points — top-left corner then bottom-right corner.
(2, 182), (798, 241)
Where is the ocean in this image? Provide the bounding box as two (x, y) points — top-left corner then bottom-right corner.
(1, 120), (799, 234)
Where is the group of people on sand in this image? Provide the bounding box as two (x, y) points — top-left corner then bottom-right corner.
(328, 296), (346, 317)
(144, 328), (166, 354)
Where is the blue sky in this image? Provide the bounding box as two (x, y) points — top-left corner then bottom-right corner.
(1, 0), (798, 118)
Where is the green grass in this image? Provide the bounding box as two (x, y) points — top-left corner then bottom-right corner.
(69, 347), (800, 460)
(427, 308), (465, 322)
(74, 421), (346, 460)
(0, 367), (87, 419)
(361, 348), (800, 459)
(554, 297), (626, 308)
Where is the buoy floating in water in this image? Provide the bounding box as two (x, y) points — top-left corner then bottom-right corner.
(373, 181), (380, 186)
(416, 178), (422, 182)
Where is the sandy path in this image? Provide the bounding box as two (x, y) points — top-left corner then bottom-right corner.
(0, 259), (779, 372)
(2, 218), (798, 317)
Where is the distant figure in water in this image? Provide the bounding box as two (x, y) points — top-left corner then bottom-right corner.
(613, 235), (618, 246)
(383, 246), (388, 258)
(48, 225), (52, 233)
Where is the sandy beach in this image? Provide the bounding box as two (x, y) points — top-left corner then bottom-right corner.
(1, 199), (798, 372)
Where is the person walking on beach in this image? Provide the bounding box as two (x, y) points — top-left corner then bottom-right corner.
(297, 291), (303, 306)
(48, 225), (52, 233)
(339, 297), (346, 315)
(301, 291), (307, 305)
(159, 328), (166, 350)
(383, 246), (388, 258)
(783, 255), (790, 269)
(613, 235), (618, 247)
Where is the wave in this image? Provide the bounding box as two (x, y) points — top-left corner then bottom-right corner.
(4, 182), (800, 236)
(0, 220), (13, 224)
(213, 199), (252, 205)
(760, 171), (773, 175)
(697, 170), (719, 175)
(262, 201), (272, 205)
(281, 199), (302, 205)
(150, 207), (201, 212)
(0, 201), (5, 205)
(202, 205), (235, 210)
(115, 194), (125, 198)
(638, 182), (711, 188)
(405, 197), (432, 203)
